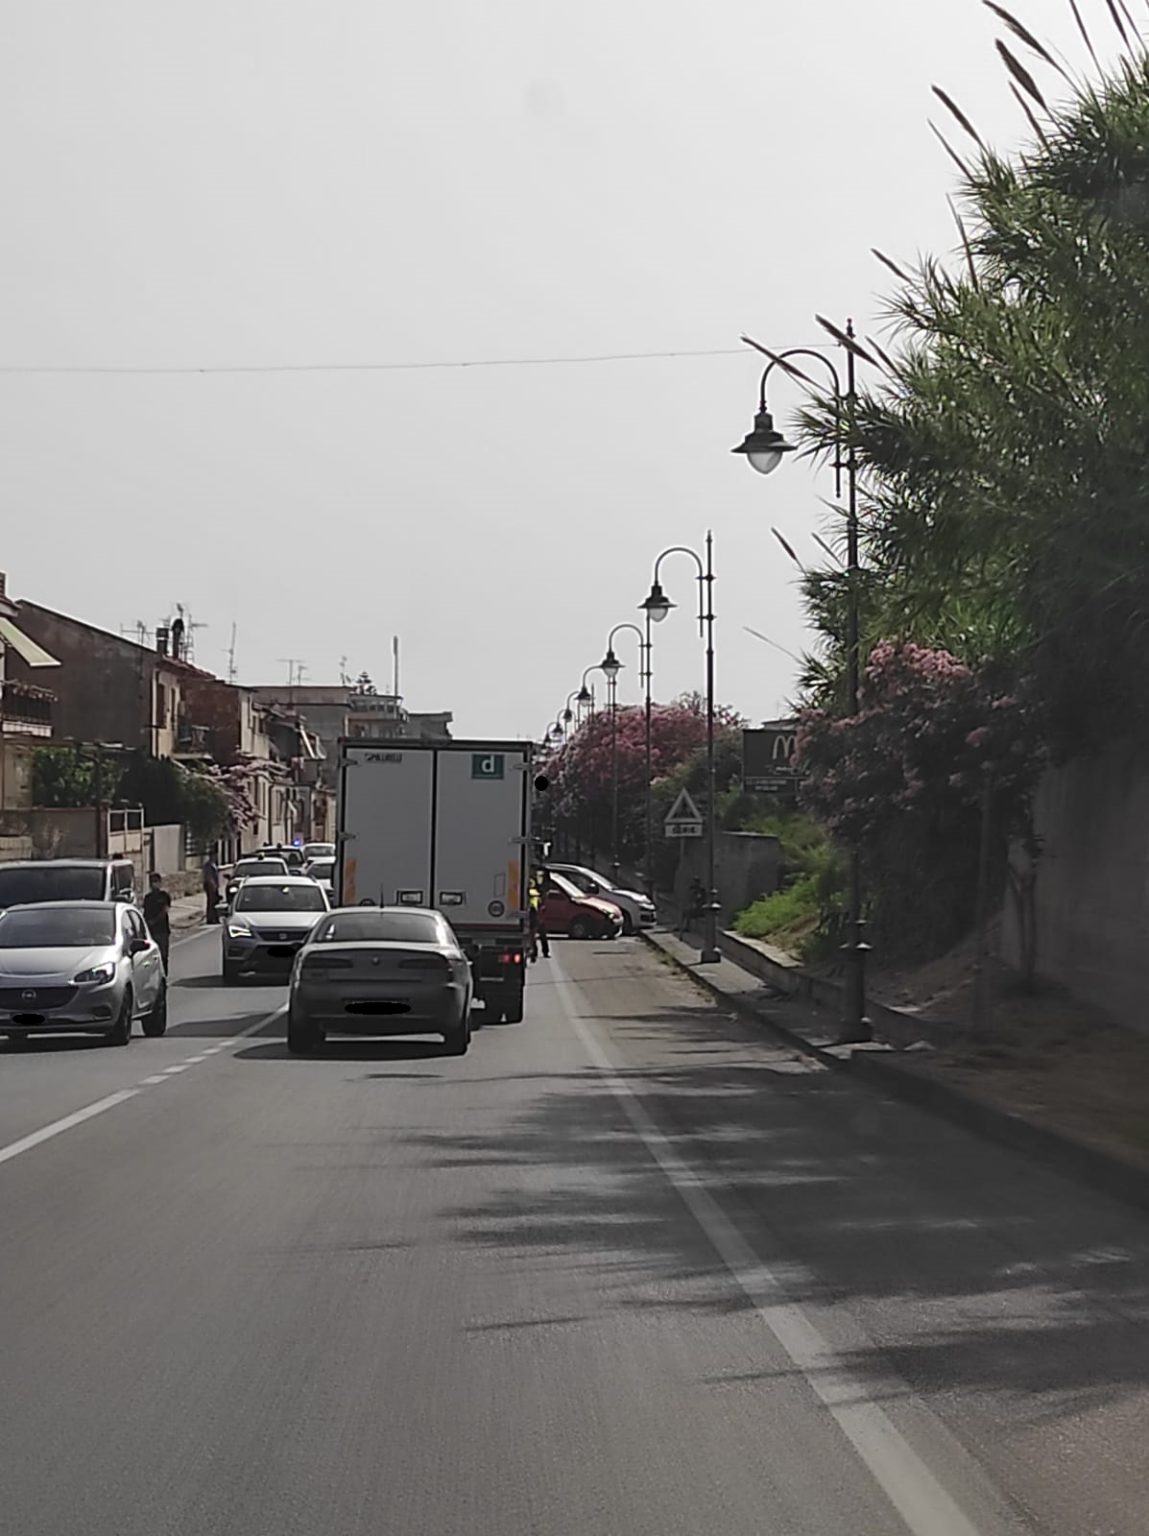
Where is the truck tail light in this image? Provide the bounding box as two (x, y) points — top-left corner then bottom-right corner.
(500, 951), (523, 965)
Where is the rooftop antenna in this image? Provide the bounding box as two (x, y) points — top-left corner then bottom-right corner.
(338, 655), (351, 687)
(277, 658), (306, 688)
(392, 635), (400, 699)
(226, 623), (238, 685)
(120, 621), (149, 647)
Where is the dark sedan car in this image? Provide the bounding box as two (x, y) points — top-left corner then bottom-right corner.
(286, 907), (472, 1056)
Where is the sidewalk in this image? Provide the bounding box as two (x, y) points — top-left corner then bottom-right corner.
(645, 925), (1149, 1216)
(170, 893), (208, 932)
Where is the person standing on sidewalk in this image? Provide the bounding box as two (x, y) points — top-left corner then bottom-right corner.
(202, 852), (221, 925)
(679, 876), (707, 938)
(142, 872), (172, 972)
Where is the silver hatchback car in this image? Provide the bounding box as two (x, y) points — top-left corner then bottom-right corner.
(0, 901), (167, 1045)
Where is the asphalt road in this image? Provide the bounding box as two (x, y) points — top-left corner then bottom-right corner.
(2, 930), (1149, 1535)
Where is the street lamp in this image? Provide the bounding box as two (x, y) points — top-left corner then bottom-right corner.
(599, 622), (647, 883)
(639, 540), (720, 965)
(734, 317), (870, 1043)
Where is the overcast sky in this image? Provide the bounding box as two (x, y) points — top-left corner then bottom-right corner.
(0, 1), (1116, 737)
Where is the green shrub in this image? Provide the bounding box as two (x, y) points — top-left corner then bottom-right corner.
(735, 873), (820, 940)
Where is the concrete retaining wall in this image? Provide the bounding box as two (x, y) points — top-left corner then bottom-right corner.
(1001, 747), (1149, 1035)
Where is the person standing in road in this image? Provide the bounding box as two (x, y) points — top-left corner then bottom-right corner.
(142, 872), (172, 972)
(528, 881), (550, 961)
(202, 852), (221, 924)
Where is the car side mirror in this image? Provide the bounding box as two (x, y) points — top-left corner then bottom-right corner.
(130, 937), (150, 955)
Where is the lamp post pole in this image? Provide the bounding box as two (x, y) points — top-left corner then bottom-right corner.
(734, 318), (870, 1041)
(640, 544), (720, 965)
(598, 622), (646, 885)
(643, 605), (654, 898)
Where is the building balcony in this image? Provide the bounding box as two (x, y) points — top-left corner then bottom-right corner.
(1, 679), (54, 737)
(174, 719), (211, 757)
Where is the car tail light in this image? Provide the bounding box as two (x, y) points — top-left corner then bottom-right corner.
(499, 951), (523, 965)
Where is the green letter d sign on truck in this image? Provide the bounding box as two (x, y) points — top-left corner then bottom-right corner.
(471, 753), (505, 780)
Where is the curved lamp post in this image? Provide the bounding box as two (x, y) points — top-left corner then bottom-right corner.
(733, 318), (870, 1042)
(639, 538), (719, 965)
(598, 622), (647, 883)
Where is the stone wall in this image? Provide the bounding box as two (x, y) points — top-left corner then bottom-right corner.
(1001, 747), (1149, 1033)
(671, 830), (781, 925)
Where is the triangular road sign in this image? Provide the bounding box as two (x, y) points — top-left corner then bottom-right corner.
(664, 787), (703, 825)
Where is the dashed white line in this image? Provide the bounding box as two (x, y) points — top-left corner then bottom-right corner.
(0, 1091), (139, 1168)
(0, 1006), (285, 1171)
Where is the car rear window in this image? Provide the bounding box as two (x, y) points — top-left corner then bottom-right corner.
(313, 912), (444, 945)
(234, 860), (288, 879)
(0, 908), (116, 947)
(0, 867), (106, 906)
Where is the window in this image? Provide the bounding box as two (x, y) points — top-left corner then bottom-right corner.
(155, 683), (168, 729)
(234, 883), (328, 913)
(0, 908), (116, 947)
(112, 865), (134, 898)
(0, 866), (106, 906)
(313, 911), (443, 945)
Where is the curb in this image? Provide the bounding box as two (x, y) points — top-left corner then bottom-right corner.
(642, 930), (1149, 1217)
(641, 930), (843, 1070)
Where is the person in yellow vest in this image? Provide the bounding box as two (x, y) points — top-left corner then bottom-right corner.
(528, 880), (550, 961)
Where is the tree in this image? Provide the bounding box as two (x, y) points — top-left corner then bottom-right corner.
(543, 695), (745, 874)
(797, 642), (1046, 965)
(794, 6), (1149, 759)
(31, 746), (108, 808)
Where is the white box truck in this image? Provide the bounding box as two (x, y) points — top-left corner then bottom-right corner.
(335, 738), (534, 1023)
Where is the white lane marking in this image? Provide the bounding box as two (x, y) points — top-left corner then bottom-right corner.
(553, 968), (993, 1536)
(0, 1007), (285, 1172)
(0, 1090), (139, 1168)
(182, 1055), (207, 1065)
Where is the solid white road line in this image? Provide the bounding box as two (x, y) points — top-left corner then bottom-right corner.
(553, 966), (1008, 1536)
(0, 1007), (285, 1172)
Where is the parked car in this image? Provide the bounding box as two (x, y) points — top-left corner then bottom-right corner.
(303, 842), (335, 863)
(0, 859), (137, 911)
(302, 857), (335, 899)
(222, 876), (330, 982)
(539, 871), (624, 939)
(287, 906), (472, 1056)
(547, 863), (655, 934)
(0, 900), (167, 1044)
(223, 855), (291, 909)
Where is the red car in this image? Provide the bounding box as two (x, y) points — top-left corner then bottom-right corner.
(540, 871), (624, 939)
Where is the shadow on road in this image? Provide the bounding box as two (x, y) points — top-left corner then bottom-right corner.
(170, 1011), (283, 1040)
(234, 1037), (450, 1063)
(0, 1033), (110, 1054)
(398, 980), (1149, 1427)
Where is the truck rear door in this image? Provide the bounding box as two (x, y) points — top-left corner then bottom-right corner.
(433, 747), (527, 934)
(338, 746), (434, 907)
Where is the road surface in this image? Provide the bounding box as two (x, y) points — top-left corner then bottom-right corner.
(2, 927), (1148, 1535)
